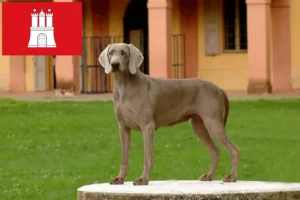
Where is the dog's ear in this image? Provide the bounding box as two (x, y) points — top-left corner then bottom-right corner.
(128, 44), (144, 74)
(99, 44), (112, 74)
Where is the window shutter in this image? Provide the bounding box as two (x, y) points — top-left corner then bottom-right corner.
(204, 0), (220, 55)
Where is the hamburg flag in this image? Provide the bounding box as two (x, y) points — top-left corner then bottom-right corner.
(2, 2), (82, 55)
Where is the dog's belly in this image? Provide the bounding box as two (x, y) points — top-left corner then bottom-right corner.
(164, 114), (194, 127)
(154, 112), (195, 129)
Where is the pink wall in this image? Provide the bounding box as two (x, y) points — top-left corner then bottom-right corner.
(271, 0), (291, 92)
(9, 56), (25, 92)
(246, 0), (292, 93)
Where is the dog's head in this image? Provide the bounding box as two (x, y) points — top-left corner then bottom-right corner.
(99, 43), (144, 74)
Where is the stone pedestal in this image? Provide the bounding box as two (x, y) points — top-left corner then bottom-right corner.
(77, 180), (300, 200)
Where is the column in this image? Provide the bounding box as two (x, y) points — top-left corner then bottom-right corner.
(9, 56), (25, 92)
(54, 0), (80, 93)
(246, 0), (272, 94)
(147, 0), (173, 78)
(55, 56), (80, 92)
(271, 0), (291, 92)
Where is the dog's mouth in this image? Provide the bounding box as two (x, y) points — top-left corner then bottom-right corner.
(112, 67), (119, 72)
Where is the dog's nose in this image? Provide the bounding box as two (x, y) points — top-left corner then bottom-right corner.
(111, 62), (120, 69)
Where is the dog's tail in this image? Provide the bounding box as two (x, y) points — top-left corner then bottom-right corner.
(221, 89), (230, 126)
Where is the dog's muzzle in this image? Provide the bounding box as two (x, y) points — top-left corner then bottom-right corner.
(111, 62), (120, 71)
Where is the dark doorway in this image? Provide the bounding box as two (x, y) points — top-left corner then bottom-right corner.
(52, 55), (57, 89)
(123, 0), (149, 75)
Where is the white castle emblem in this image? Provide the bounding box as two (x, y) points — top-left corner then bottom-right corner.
(28, 8), (56, 48)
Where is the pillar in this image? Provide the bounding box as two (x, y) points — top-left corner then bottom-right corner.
(55, 56), (80, 92)
(246, 0), (272, 94)
(9, 56), (25, 92)
(271, 0), (291, 92)
(147, 0), (172, 78)
(54, 0), (80, 93)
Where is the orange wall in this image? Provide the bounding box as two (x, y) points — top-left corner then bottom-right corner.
(197, 0), (248, 91)
(83, 0), (93, 37)
(91, 0), (109, 36)
(109, 0), (129, 36)
(172, 0), (181, 34)
(290, 0), (300, 89)
(180, 0), (198, 78)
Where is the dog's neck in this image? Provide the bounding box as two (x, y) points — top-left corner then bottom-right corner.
(114, 69), (144, 92)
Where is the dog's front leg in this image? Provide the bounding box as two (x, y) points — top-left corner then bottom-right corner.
(109, 122), (131, 185)
(133, 123), (155, 185)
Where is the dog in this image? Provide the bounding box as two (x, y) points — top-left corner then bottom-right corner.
(99, 43), (240, 185)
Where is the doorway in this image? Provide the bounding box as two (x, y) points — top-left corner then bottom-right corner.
(123, 0), (149, 74)
(37, 34), (47, 47)
(52, 56), (57, 89)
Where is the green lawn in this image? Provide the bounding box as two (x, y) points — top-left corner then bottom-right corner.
(0, 98), (300, 200)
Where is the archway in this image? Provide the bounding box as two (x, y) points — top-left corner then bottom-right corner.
(37, 33), (47, 48)
(123, 0), (149, 75)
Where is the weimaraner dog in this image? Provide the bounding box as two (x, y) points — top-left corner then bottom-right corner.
(99, 43), (240, 185)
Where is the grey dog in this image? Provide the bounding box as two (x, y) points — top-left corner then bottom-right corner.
(99, 43), (240, 185)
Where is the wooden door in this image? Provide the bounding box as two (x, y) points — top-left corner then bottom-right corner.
(38, 34), (47, 48)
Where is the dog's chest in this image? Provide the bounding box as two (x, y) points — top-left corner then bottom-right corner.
(114, 101), (140, 130)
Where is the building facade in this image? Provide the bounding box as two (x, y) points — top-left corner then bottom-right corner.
(0, 0), (299, 94)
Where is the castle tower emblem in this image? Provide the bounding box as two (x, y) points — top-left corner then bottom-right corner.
(28, 8), (56, 48)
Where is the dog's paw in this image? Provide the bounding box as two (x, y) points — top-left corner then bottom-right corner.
(133, 177), (149, 185)
(109, 176), (125, 185)
(199, 174), (213, 181)
(223, 174), (237, 182)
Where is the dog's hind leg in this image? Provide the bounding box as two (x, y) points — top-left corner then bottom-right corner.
(191, 115), (221, 181)
(202, 117), (240, 182)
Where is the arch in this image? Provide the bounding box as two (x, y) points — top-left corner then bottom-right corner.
(123, 0), (149, 74)
(37, 33), (47, 48)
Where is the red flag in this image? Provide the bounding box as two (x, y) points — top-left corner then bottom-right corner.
(2, 2), (82, 55)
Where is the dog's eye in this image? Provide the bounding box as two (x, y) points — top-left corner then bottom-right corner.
(109, 51), (113, 55)
(121, 51), (127, 56)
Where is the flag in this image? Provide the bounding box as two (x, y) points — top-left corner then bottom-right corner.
(2, 2), (82, 55)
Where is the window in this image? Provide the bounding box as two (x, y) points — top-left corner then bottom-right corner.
(223, 0), (247, 51)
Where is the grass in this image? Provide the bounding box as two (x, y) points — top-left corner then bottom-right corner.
(0, 98), (300, 200)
